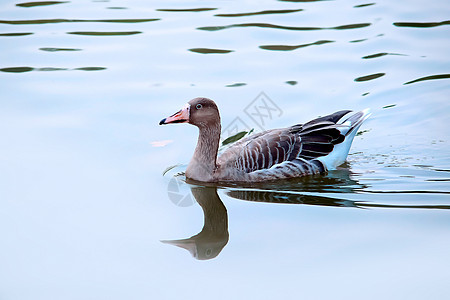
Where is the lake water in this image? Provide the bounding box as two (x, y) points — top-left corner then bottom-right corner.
(1, 0), (449, 299)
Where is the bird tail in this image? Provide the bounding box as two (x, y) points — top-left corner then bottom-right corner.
(317, 108), (371, 170)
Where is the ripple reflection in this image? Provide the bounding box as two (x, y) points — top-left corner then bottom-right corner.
(156, 8), (217, 12)
(67, 31), (141, 36)
(163, 168), (449, 260)
(260, 40), (334, 51)
(0, 18), (159, 25)
(16, 1), (69, 8)
(188, 48), (234, 54)
(0, 32), (33, 36)
(0, 66), (106, 73)
(198, 22), (371, 32)
(404, 74), (450, 85)
(354, 3), (376, 8)
(39, 47), (82, 52)
(393, 20), (450, 28)
(362, 52), (407, 59)
(354, 73), (385, 82)
(215, 9), (303, 17)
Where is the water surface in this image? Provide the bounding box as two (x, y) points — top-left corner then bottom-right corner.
(1, 0), (449, 299)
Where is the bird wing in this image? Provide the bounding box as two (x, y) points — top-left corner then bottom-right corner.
(218, 110), (354, 174)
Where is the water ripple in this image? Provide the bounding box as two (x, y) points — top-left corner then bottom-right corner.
(156, 8), (217, 12)
(215, 9), (303, 17)
(67, 31), (142, 36)
(354, 73), (385, 82)
(354, 3), (375, 8)
(278, 0), (327, 2)
(260, 40), (334, 51)
(198, 22), (371, 31)
(404, 74), (450, 85)
(225, 83), (247, 87)
(39, 47), (82, 52)
(188, 48), (234, 54)
(227, 189), (450, 210)
(362, 52), (407, 59)
(0, 18), (159, 25)
(16, 1), (69, 7)
(0, 32), (33, 36)
(0, 66), (106, 73)
(393, 20), (450, 28)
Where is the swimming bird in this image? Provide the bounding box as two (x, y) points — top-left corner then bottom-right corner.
(159, 97), (370, 182)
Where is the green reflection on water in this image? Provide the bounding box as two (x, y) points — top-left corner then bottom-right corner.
(198, 22), (371, 31)
(0, 67), (34, 73)
(0, 18), (159, 25)
(0, 66), (107, 72)
(16, 1), (68, 7)
(0, 32), (33, 36)
(393, 20), (450, 28)
(225, 83), (247, 87)
(362, 52), (407, 59)
(188, 48), (234, 54)
(354, 73), (386, 82)
(67, 31), (142, 36)
(215, 9), (303, 17)
(404, 74), (450, 85)
(156, 8), (217, 12)
(39, 47), (82, 52)
(260, 40), (334, 51)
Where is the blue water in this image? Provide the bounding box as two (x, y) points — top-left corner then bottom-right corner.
(1, 0), (449, 299)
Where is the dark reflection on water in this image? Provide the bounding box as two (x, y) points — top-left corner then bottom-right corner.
(260, 40), (334, 51)
(362, 52), (407, 59)
(184, 167), (365, 194)
(16, 1), (69, 7)
(198, 22), (371, 32)
(156, 8), (217, 12)
(0, 32), (33, 36)
(278, 0), (328, 2)
(162, 186), (229, 261)
(350, 38), (367, 43)
(0, 66), (106, 73)
(404, 74), (450, 85)
(393, 20), (450, 28)
(189, 48), (234, 54)
(165, 168), (450, 260)
(225, 82), (247, 87)
(0, 18), (159, 25)
(67, 31), (142, 36)
(39, 47), (82, 52)
(215, 9), (303, 17)
(354, 72), (385, 82)
(354, 3), (375, 8)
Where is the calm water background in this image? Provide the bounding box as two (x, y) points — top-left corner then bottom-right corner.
(1, 0), (449, 299)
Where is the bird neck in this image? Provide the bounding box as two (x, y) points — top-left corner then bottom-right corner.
(186, 123), (221, 182)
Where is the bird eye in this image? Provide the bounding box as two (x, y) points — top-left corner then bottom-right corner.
(196, 104), (202, 110)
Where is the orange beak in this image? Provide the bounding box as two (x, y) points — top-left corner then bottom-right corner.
(159, 103), (190, 125)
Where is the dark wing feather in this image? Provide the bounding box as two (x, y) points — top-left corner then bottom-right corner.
(223, 110), (354, 174)
(291, 110), (352, 160)
(235, 130), (302, 173)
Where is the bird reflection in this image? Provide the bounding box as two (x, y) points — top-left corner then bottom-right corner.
(161, 186), (229, 260)
(162, 169), (366, 260)
(162, 168), (450, 260)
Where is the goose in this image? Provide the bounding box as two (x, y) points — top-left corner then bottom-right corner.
(159, 97), (370, 182)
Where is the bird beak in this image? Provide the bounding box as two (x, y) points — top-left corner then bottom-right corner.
(159, 103), (190, 125)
